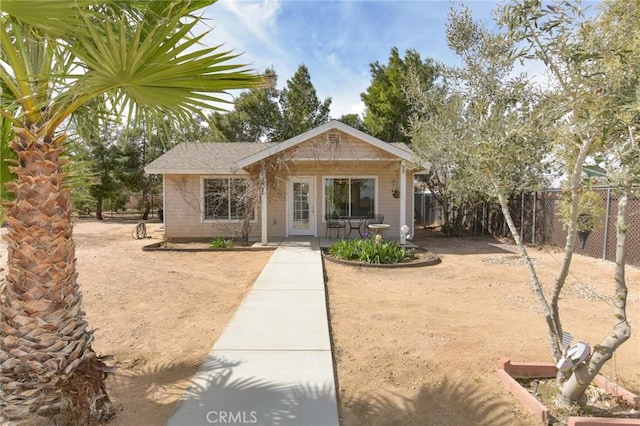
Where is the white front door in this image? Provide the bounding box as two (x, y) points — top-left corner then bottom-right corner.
(288, 177), (315, 236)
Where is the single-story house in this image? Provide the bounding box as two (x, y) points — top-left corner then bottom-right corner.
(144, 120), (429, 244)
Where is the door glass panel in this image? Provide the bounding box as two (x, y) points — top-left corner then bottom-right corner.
(293, 182), (310, 230)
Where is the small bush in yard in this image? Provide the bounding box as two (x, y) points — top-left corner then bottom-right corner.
(210, 237), (234, 248)
(328, 238), (416, 264)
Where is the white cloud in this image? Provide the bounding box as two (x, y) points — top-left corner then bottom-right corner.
(319, 70), (369, 118)
(333, 96), (366, 117)
(202, 0), (287, 62)
(194, 0), (510, 119)
(217, 0), (282, 53)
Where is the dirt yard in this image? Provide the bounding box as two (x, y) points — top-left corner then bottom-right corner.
(326, 231), (640, 425)
(0, 220), (273, 425)
(1, 220), (639, 425)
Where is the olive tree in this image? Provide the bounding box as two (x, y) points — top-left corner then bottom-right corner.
(407, 7), (548, 236)
(412, 0), (637, 408)
(495, 0), (636, 407)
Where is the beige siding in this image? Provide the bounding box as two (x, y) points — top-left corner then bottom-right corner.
(163, 175), (261, 240)
(288, 131), (397, 162)
(265, 183), (286, 238)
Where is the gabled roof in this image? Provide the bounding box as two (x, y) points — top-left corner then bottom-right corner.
(236, 120), (416, 168)
(145, 121), (430, 175)
(144, 142), (278, 175)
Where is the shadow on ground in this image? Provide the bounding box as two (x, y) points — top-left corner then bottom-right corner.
(341, 375), (517, 426)
(108, 355), (337, 426)
(413, 228), (517, 256)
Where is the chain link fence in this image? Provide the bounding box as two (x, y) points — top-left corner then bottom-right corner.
(466, 188), (640, 266)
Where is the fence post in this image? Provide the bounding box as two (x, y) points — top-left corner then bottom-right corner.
(503, 208), (507, 237)
(603, 187), (611, 260)
(482, 203), (487, 235)
(474, 206), (478, 234)
(520, 192), (525, 241)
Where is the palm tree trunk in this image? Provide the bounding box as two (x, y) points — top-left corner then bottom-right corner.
(0, 130), (114, 423)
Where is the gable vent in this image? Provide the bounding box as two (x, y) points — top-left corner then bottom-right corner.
(326, 133), (341, 144)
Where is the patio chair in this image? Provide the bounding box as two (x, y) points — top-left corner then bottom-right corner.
(325, 213), (346, 239)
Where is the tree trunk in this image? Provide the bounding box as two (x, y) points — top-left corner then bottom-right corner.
(548, 136), (595, 356)
(141, 186), (150, 221)
(558, 191), (631, 406)
(497, 193), (563, 360)
(0, 131), (114, 423)
(96, 196), (104, 220)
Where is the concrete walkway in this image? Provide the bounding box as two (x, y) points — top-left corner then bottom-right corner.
(167, 239), (340, 426)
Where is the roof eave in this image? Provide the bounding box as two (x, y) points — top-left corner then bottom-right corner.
(236, 120), (417, 168)
(144, 167), (249, 175)
(413, 162), (432, 174)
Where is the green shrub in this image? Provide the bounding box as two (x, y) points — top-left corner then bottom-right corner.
(327, 238), (416, 264)
(210, 237), (234, 248)
(556, 189), (606, 232)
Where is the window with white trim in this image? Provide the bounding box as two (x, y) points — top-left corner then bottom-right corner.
(203, 178), (254, 221)
(324, 177), (375, 217)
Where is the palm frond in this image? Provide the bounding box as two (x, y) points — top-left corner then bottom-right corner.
(0, 0), (95, 31)
(0, 72), (17, 207)
(0, 1), (216, 35)
(45, 6), (262, 132)
(3, 0), (263, 142)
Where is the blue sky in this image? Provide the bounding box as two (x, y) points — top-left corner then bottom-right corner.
(201, 0), (501, 117)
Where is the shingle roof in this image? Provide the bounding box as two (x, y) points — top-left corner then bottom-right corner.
(144, 142), (278, 175)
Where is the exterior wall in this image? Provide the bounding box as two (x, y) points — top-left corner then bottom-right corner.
(163, 174), (262, 240)
(265, 182), (286, 239)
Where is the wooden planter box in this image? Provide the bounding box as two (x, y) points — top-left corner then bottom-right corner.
(496, 358), (640, 425)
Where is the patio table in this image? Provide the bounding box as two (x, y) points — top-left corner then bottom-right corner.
(341, 216), (369, 238)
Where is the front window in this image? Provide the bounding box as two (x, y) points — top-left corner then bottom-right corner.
(203, 178), (254, 221)
(324, 177), (375, 217)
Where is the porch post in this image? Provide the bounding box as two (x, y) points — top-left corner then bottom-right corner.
(399, 161), (407, 239)
(261, 168), (268, 246)
(161, 174), (166, 229)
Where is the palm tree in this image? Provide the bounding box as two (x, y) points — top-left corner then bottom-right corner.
(1, 116), (16, 213)
(0, 1), (262, 423)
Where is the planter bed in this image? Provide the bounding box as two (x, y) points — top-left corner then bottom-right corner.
(497, 358), (640, 425)
(142, 241), (277, 252)
(322, 247), (440, 268)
